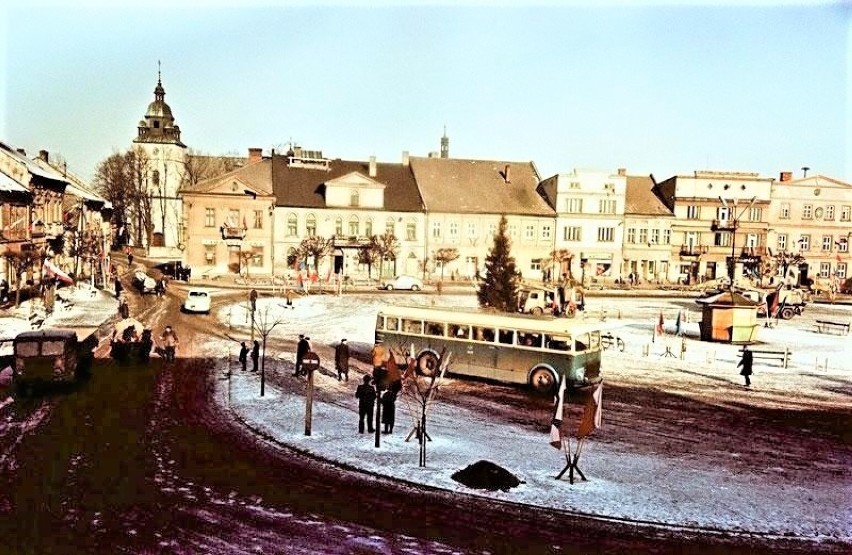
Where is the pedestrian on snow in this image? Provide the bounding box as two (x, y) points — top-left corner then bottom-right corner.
(355, 375), (377, 433)
(114, 277), (123, 299)
(335, 338), (350, 381)
(118, 295), (130, 319)
(127, 252), (134, 267)
(738, 345), (754, 387)
(139, 329), (153, 364)
(156, 278), (166, 299)
(295, 334), (310, 376)
(251, 340), (260, 372)
(160, 325), (179, 362)
(285, 288), (295, 307)
(238, 341), (249, 372)
(381, 389), (397, 434)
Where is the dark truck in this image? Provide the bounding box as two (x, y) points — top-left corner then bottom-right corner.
(12, 328), (97, 395)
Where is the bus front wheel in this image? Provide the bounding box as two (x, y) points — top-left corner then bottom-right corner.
(529, 367), (557, 395)
(416, 351), (439, 377)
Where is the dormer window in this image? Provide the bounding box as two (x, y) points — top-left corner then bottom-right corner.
(349, 189), (360, 207)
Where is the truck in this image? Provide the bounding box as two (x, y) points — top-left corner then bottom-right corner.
(12, 328), (97, 395)
(735, 285), (807, 320)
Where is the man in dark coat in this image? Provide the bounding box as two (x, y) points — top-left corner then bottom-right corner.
(738, 345), (754, 387)
(295, 334), (310, 376)
(251, 340), (260, 372)
(335, 338), (350, 381)
(238, 341), (249, 372)
(355, 375), (376, 433)
(381, 389), (397, 434)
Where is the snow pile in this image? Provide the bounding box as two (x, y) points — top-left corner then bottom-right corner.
(451, 460), (523, 492)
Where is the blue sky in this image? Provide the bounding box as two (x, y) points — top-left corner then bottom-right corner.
(2, 1), (849, 183)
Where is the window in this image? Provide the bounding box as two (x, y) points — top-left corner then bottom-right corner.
(335, 217), (343, 236)
(569, 181), (580, 189)
(748, 207), (762, 221)
(385, 218), (395, 236)
(250, 246), (264, 267)
(564, 226), (581, 241)
(364, 218), (372, 238)
(780, 203), (790, 219)
(825, 206), (835, 221)
(822, 236), (833, 251)
(838, 238), (849, 253)
(349, 189), (360, 207)
(228, 209), (240, 225)
(204, 245), (216, 264)
(819, 262), (831, 278)
(841, 206), (851, 222)
(431, 221), (441, 239)
(802, 204), (813, 219)
(472, 326), (495, 343)
(598, 199), (616, 214)
(204, 208), (215, 227)
(530, 259), (542, 271)
(306, 214), (317, 236)
(488, 223), (497, 236)
(597, 227), (614, 242)
(524, 224), (535, 240)
(650, 229), (660, 244)
(714, 232), (732, 247)
(777, 234), (787, 251)
(467, 222), (476, 238)
(799, 235), (810, 251)
(663, 229), (671, 244)
(253, 210), (263, 229)
(406, 221), (416, 241)
(509, 224), (518, 238)
(449, 222), (459, 240)
(716, 207), (730, 221)
(746, 234), (759, 247)
(638, 229), (648, 244)
(152, 170), (160, 186)
(565, 198), (583, 213)
(686, 205), (699, 219)
(287, 213), (297, 236)
(425, 321), (444, 337)
(349, 215), (359, 236)
(497, 329), (514, 345)
(541, 225), (551, 240)
(836, 262), (847, 279)
(626, 228), (636, 243)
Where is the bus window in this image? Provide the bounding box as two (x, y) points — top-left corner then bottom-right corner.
(472, 326), (495, 343)
(385, 317), (399, 332)
(402, 319), (423, 334)
(449, 324), (470, 339)
(545, 334), (571, 351)
(518, 333), (542, 348)
(497, 329), (514, 345)
(575, 333), (590, 352)
(425, 321), (444, 337)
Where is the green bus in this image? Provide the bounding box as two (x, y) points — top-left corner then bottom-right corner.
(375, 305), (604, 394)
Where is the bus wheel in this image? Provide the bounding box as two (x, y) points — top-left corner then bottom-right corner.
(779, 306), (795, 320)
(529, 367), (556, 395)
(530, 307), (543, 316)
(416, 351), (439, 377)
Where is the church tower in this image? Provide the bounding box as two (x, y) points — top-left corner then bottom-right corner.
(132, 64), (187, 252)
(440, 126), (449, 159)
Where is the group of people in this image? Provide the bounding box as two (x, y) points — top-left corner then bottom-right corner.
(110, 324), (178, 364)
(238, 340), (261, 372)
(355, 342), (405, 434)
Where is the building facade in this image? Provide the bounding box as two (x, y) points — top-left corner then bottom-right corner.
(623, 174), (674, 284)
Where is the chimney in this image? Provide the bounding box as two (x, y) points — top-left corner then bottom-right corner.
(503, 164), (511, 183)
(617, 168), (626, 176)
(779, 171), (793, 182)
(369, 156), (377, 177)
(39, 150), (49, 162)
(248, 148), (262, 164)
(16, 148), (26, 156)
(402, 151), (409, 166)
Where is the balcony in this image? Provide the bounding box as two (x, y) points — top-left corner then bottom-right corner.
(740, 246), (767, 258)
(710, 219), (738, 232)
(679, 245), (708, 257)
(220, 226), (247, 240)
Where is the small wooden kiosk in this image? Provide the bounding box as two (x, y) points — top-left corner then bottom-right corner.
(695, 291), (760, 344)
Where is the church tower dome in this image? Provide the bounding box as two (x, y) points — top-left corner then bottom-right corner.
(134, 64), (185, 147)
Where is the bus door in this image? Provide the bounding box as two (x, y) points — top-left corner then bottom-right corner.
(494, 329), (542, 385)
(462, 325), (498, 379)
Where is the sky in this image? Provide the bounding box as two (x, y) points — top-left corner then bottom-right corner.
(2, 284), (850, 542)
(2, 1), (850, 184)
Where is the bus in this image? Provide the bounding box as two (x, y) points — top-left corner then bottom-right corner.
(374, 305), (605, 394)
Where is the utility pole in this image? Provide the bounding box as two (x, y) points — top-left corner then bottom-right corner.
(715, 196), (757, 285)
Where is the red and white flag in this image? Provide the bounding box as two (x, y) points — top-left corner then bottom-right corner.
(549, 372), (567, 449)
(577, 382), (603, 438)
(656, 311), (664, 335)
(43, 259), (73, 285)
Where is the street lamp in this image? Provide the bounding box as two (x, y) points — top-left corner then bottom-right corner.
(717, 196), (756, 286)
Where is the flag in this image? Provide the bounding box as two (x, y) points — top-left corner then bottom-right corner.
(43, 259), (73, 285)
(675, 311), (682, 336)
(549, 372), (567, 449)
(577, 382), (603, 438)
(656, 311), (664, 335)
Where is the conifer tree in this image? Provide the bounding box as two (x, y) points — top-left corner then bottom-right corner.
(477, 215), (520, 312)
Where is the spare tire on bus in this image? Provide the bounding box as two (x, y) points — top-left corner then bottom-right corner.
(529, 366), (557, 395)
(416, 351), (440, 377)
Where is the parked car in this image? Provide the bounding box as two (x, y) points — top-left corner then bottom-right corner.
(182, 288), (211, 314)
(380, 275), (424, 291)
(155, 261), (191, 281)
(132, 271), (157, 293)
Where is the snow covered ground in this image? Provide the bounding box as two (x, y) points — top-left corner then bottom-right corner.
(207, 292), (852, 544)
(1, 285), (849, 545)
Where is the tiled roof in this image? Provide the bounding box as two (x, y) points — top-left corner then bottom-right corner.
(184, 158), (273, 195)
(408, 157), (553, 216)
(30, 158), (105, 203)
(271, 157), (423, 212)
(625, 175), (673, 216)
(0, 169), (30, 194)
(0, 142), (68, 185)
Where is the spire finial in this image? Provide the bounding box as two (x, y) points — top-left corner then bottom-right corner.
(157, 60), (162, 84)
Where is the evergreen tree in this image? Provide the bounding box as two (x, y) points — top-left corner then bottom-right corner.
(477, 215), (520, 311)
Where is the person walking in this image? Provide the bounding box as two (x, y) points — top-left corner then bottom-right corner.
(251, 340), (260, 372)
(738, 345), (754, 387)
(160, 325), (179, 362)
(381, 389), (397, 434)
(114, 276), (123, 299)
(238, 341), (249, 372)
(335, 338), (350, 381)
(295, 334), (310, 376)
(285, 288), (295, 307)
(355, 375), (377, 433)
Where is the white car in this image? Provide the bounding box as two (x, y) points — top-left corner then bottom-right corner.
(182, 288), (211, 314)
(381, 275), (424, 291)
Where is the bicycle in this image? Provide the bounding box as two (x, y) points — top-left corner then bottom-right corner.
(601, 333), (625, 352)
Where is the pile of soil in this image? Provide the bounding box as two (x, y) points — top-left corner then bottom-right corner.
(451, 460), (522, 492)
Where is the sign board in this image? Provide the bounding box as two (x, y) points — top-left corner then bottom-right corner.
(302, 351), (320, 372)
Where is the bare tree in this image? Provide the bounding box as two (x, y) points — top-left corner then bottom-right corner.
(182, 149), (244, 188)
(251, 302), (286, 397)
(372, 233), (400, 278)
(93, 148), (152, 248)
(296, 235), (332, 274)
(434, 247), (460, 281)
(2, 251), (40, 307)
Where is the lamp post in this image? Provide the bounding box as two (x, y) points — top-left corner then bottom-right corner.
(717, 196), (756, 286)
